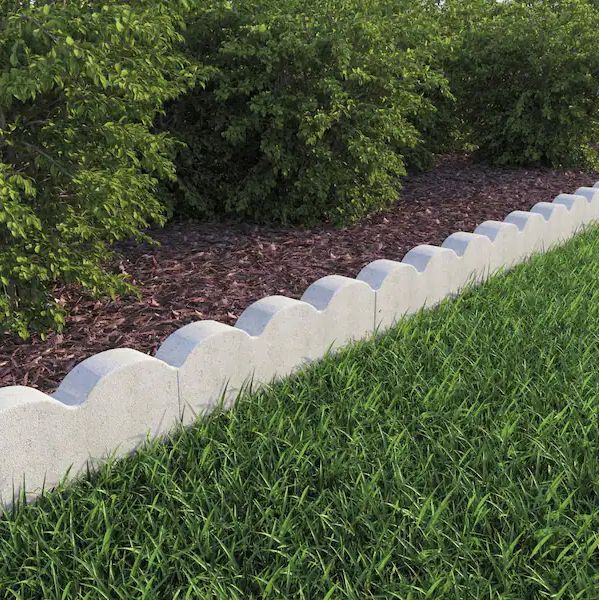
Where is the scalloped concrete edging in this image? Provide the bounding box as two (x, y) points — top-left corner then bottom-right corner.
(1, 184), (598, 508)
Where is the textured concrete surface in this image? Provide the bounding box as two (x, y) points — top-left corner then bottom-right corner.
(235, 295), (321, 385)
(574, 187), (599, 220)
(503, 210), (547, 260)
(441, 231), (494, 288)
(402, 245), (462, 308)
(530, 202), (572, 248)
(473, 220), (523, 273)
(357, 259), (423, 330)
(156, 321), (254, 424)
(301, 275), (376, 353)
(552, 194), (592, 235)
(1, 349), (177, 505)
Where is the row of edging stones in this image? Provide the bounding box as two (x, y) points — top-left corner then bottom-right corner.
(1, 183), (598, 508)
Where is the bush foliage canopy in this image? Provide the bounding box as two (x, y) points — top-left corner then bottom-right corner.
(165, 0), (449, 226)
(442, 0), (599, 169)
(0, 0), (199, 337)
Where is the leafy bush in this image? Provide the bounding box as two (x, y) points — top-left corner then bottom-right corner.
(165, 0), (449, 225)
(0, 0), (199, 337)
(442, 0), (599, 169)
(390, 1), (464, 172)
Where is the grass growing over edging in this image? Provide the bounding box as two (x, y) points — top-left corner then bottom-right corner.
(0, 227), (598, 599)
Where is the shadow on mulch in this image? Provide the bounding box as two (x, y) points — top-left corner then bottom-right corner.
(1, 155), (597, 394)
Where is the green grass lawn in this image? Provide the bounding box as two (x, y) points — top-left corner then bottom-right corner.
(1, 226), (598, 599)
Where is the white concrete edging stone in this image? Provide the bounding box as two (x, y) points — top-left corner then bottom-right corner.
(1, 183), (598, 507)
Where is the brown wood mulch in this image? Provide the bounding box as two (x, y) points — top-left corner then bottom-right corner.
(1, 155), (597, 394)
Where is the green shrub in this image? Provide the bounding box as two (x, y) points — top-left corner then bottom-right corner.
(392, 1), (464, 172)
(0, 1), (200, 338)
(165, 0), (449, 225)
(442, 0), (599, 169)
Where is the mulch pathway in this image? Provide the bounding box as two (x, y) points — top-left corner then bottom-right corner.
(1, 155), (597, 394)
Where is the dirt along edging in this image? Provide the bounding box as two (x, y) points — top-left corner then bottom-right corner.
(1, 155), (597, 394)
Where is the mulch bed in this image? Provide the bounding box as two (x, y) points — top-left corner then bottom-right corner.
(1, 155), (597, 394)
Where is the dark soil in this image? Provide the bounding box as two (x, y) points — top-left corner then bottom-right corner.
(1, 155), (597, 394)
